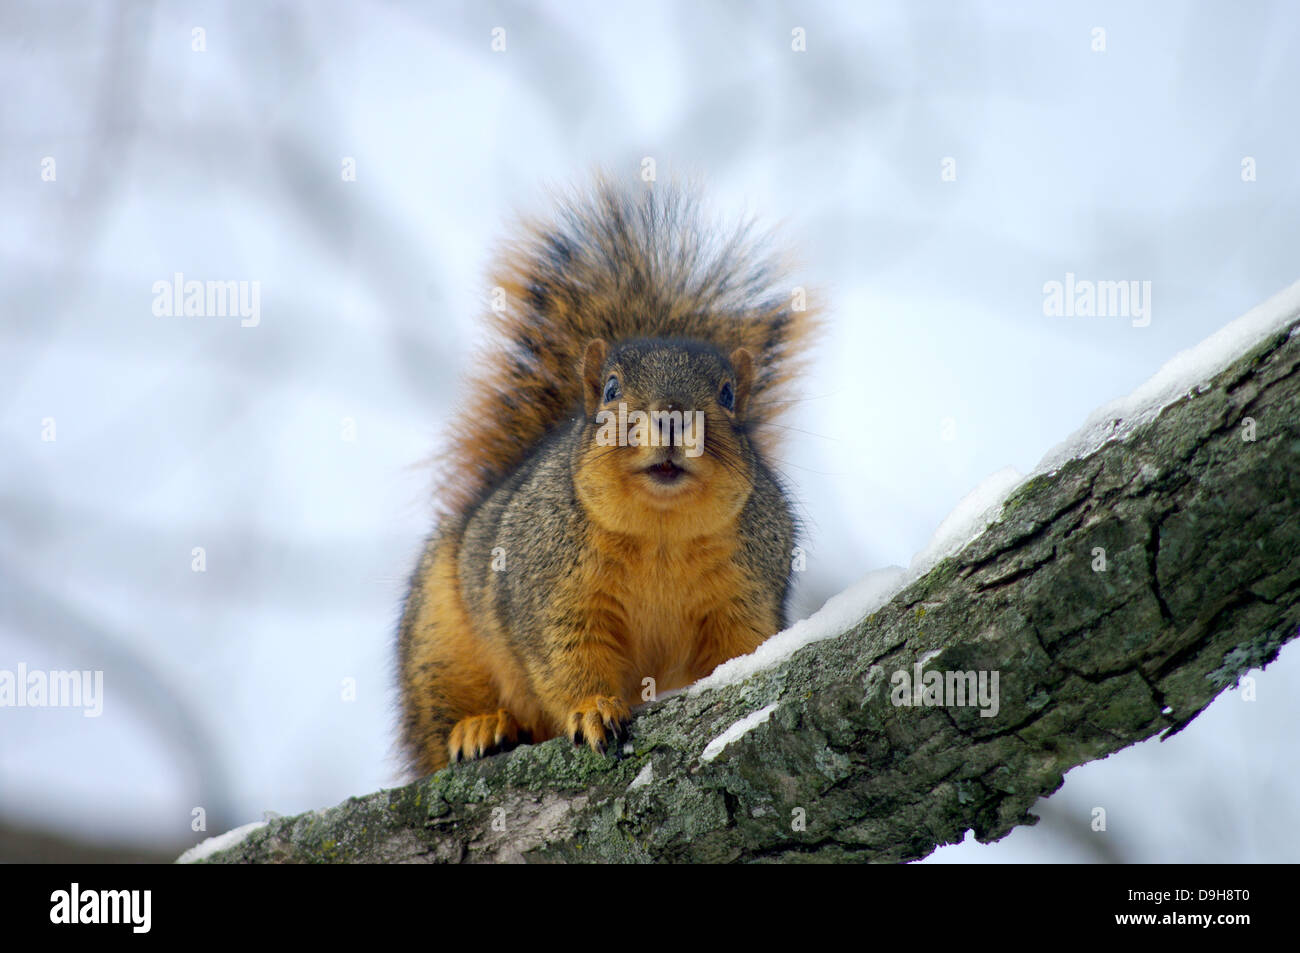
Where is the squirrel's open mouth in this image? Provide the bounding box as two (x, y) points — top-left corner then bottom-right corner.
(642, 460), (687, 485)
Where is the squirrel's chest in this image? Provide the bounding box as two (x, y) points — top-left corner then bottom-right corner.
(585, 532), (743, 688)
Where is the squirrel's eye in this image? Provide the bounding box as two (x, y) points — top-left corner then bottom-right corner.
(603, 375), (621, 403)
(719, 381), (735, 411)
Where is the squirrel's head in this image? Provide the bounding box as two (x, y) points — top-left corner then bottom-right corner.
(573, 336), (757, 535)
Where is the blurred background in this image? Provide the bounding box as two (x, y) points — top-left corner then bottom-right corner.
(2, 0), (1297, 862)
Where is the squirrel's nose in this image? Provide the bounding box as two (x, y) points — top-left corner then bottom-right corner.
(649, 393), (695, 413)
(649, 398), (693, 447)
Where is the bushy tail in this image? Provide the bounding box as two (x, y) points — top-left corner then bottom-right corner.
(438, 174), (819, 517)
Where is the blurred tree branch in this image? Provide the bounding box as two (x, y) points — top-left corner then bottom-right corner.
(0, 818), (182, 864)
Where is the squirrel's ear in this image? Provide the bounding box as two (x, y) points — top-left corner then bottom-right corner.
(581, 338), (609, 415)
(729, 347), (754, 417)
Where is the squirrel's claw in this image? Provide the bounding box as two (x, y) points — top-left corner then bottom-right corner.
(566, 695), (631, 755)
(447, 709), (525, 765)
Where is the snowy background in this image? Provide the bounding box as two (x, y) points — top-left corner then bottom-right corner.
(2, 0), (1298, 862)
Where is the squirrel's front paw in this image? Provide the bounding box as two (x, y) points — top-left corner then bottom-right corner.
(447, 709), (527, 764)
(565, 695), (630, 754)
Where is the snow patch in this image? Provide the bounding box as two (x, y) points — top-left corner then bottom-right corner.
(700, 703), (779, 763)
(694, 279), (1300, 694)
(176, 820), (268, 864)
(691, 568), (907, 694)
(1035, 278), (1300, 474)
(628, 761), (654, 789)
(908, 466), (1024, 579)
(692, 468), (1023, 694)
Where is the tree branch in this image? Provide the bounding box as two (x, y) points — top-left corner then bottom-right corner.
(198, 315), (1300, 863)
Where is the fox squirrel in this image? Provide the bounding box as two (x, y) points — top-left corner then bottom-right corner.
(397, 176), (818, 776)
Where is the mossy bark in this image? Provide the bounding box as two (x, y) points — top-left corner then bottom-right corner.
(201, 318), (1300, 864)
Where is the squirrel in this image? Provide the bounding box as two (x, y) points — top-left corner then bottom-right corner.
(397, 176), (818, 776)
